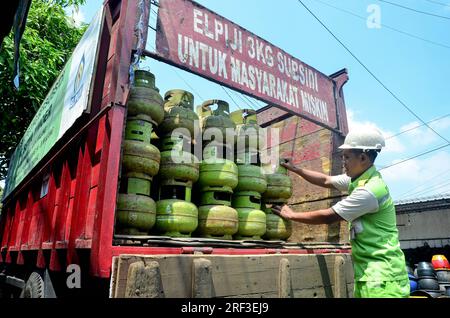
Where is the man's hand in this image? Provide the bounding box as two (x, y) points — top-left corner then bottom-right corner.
(280, 158), (296, 172)
(271, 204), (294, 220)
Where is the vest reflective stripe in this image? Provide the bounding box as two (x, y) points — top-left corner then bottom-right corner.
(348, 166), (408, 282)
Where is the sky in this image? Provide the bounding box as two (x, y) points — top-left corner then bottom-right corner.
(69, 0), (450, 203)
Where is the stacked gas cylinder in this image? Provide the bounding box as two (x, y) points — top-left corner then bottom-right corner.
(261, 161), (293, 240)
(116, 71), (292, 241)
(115, 70), (164, 235)
(195, 100), (239, 239)
(229, 109), (267, 239)
(153, 89), (200, 237)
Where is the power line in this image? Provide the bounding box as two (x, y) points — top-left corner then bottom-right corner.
(402, 178), (450, 199)
(241, 93), (263, 110)
(397, 168), (450, 198)
(378, 0), (450, 21)
(172, 69), (206, 102)
(379, 143), (450, 170)
(226, 88), (256, 110)
(296, 0), (450, 145)
(400, 168), (450, 198)
(310, 0), (450, 49)
(386, 113), (450, 139)
(425, 0), (450, 8)
(146, 42), (206, 102)
(220, 85), (242, 111)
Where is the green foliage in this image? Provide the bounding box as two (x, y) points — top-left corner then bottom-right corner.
(48, 0), (86, 8)
(0, 0), (87, 180)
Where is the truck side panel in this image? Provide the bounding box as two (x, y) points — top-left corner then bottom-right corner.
(0, 0), (137, 279)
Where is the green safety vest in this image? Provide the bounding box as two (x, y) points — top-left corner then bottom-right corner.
(348, 165), (408, 282)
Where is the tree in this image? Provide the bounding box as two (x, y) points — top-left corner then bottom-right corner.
(0, 186), (3, 212)
(0, 0), (86, 181)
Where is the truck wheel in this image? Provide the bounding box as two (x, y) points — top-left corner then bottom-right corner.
(20, 272), (44, 298)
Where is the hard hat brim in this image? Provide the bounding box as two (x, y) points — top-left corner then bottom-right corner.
(338, 145), (383, 151)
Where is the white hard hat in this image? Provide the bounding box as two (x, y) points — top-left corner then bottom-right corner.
(339, 127), (385, 151)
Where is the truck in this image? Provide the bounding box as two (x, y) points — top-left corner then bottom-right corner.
(0, 0), (353, 298)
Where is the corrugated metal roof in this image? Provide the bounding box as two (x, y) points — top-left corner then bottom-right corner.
(395, 193), (450, 206)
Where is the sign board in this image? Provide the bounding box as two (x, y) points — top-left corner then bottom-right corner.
(3, 8), (104, 200)
(155, 0), (339, 131)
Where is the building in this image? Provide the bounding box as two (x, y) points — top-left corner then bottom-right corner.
(395, 195), (450, 265)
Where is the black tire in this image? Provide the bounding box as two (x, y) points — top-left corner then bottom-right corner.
(20, 272), (44, 298)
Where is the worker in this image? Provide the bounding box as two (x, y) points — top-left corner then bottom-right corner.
(272, 127), (409, 298)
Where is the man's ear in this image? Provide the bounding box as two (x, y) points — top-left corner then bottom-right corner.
(360, 153), (367, 162)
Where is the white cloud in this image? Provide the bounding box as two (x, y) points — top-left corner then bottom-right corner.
(346, 110), (450, 200)
(346, 109), (405, 153)
(66, 7), (86, 27)
(398, 121), (437, 146)
(431, 117), (450, 130)
(393, 117), (450, 147)
(380, 157), (422, 183)
(381, 151), (450, 199)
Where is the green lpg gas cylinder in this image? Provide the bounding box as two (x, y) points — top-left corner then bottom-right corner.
(125, 116), (154, 143)
(158, 90), (199, 137)
(159, 150), (199, 183)
(233, 207), (267, 240)
(235, 164), (267, 194)
(262, 205), (292, 241)
(262, 165), (292, 204)
(158, 179), (193, 202)
(199, 188), (233, 206)
(155, 199), (198, 237)
(232, 191), (262, 209)
(235, 150), (260, 165)
(159, 134), (191, 152)
(196, 205), (239, 240)
(197, 100), (235, 146)
(127, 70), (164, 125)
(122, 172), (152, 196)
(231, 109), (264, 153)
(198, 159), (238, 191)
(122, 140), (160, 177)
(116, 194), (156, 235)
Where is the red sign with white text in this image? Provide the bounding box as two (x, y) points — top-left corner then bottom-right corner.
(155, 0), (339, 130)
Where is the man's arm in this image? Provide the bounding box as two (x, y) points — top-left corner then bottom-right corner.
(281, 159), (336, 189)
(272, 205), (343, 225)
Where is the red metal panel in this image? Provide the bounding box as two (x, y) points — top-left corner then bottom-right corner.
(7, 201), (21, 252)
(54, 162), (71, 247)
(89, 0), (142, 278)
(67, 132), (95, 264)
(18, 192), (34, 251)
(90, 161), (101, 188)
(0, 204), (14, 251)
(257, 107), (290, 127)
(42, 172), (57, 245)
(85, 186), (98, 240)
(330, 70), (349, 136)
(0, 0), (120, 272)
(27, 199), (44, 250)
(90, 106), (125, 278)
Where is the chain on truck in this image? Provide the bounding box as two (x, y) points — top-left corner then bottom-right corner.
(0, 0), (353, 298)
